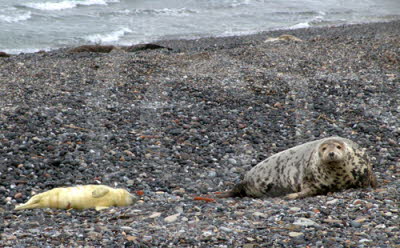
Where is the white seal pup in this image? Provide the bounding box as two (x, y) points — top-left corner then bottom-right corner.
(15, 185), (137, 211)
(218, 137), (377, 199)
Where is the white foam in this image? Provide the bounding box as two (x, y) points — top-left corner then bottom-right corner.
(0, 11), (31, 23)
(133, 8), (198, 17)
(23, 0), (119, 11)
(290, 22), (310, 29)
(229, 0), (251, 8)
(84, 27), (132, 43)
(2, 47), (51, 55)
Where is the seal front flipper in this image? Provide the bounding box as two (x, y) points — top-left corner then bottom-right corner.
(92, 186), (110, 198)
(285, 187), (314, 200)
(95, 206), (110, 211)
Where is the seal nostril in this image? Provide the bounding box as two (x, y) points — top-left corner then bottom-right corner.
(329, 152), (335, 157)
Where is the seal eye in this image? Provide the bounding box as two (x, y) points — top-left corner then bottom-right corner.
(322, 147), (327, 151)
(337, 146), (342, 149)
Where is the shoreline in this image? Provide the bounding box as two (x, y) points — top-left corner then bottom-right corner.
(0, 19), (399, 247)
(2, 19), (400, 55)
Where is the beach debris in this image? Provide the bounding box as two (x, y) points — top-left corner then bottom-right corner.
(68, 45), (115, 53)
(0, 51), (11, 57)
(121, 43), (172, 53)
(264, 34), (303, 42)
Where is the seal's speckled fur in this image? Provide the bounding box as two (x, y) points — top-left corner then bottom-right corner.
(219, 137), (377, 199)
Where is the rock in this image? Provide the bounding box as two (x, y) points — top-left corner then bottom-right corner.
(0, 51), (10, 57)
(353, 199), (364, 205)
(122, 43), (172, 53)
(148, 212), (162, 218)
(289, 232), (304, 238)
(243, 244), (257, 248)
(208, 171), (217, 177)
(350, 221), (362, 228)
(253, 212), (267, 218)
(220, 226), (233, 232)
(293, 218), (318, 227)
(326, 199), (339, 204)
(14, 192), (23, 199)
(143, 236), (152, 241)
(126, 236), (137, 241)
(375, 224), (386, 229)
(289, 207), (301, 212)
(68, 45), (115, 53)
(228, 158), (237, 165)
(323, 219), (342, 224)
(164, 213), (180, 223)
(354, 217), (368, 223)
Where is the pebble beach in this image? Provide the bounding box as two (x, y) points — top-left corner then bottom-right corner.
(0, 21), (399, 247)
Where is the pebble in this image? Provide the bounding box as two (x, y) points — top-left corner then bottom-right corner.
(0, 20), (399, 248)
(326, 199), (339, 204)
(148, 212), (162, 218)
(350, 221), (362, 228)
(293, 218), (318, 227)
(353, 199), (364, 205)
(14, 192), (23, 199)
(220, 227), (233, 233)
(354, 217), (368, 223)
(253, 212), (267, 218)
(208, 171), (217, 177)
(289, 232), (304, 238)
(164, 213), (180, 223)
(228, 158), (238, 165)
(143, 236), (152, 241)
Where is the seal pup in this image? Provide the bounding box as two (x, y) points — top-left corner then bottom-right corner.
(15, 185), (137, 211)
(218, 137), (377, 199)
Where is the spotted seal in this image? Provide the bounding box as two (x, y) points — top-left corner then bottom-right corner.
(218, 137), (377, 199)
(14, 185), (137, 211)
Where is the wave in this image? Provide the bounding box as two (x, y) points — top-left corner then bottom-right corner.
(229, 0), (251, 8)
(289, 11), (326, 29)
(2, 47), (52, 55)
(21, 0), (119, 11)
(84, 27), (132, 44)
(129, 8), (199, 17)
(289, 22), (311, 29)
(0, 11), (32, 23)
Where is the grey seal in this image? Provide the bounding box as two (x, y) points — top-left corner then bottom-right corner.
(218, 137), (377, 199)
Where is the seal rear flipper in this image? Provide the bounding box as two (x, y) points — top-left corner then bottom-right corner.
(216, 182), (249, 198)
(14, 202), (41, 210)
(14, 195), (42, 210)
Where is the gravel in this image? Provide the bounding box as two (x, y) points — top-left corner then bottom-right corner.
(1, 20), (399, 247)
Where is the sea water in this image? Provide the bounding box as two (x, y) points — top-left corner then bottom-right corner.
(0, 0), (399, 54)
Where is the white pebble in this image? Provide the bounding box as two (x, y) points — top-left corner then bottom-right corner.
(148, 212), (162, 219)
(293, 218), (318, 227)
(164, 213), (180, 223)
(326, 199), (339, 205)
(289, 232), (304, 238)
